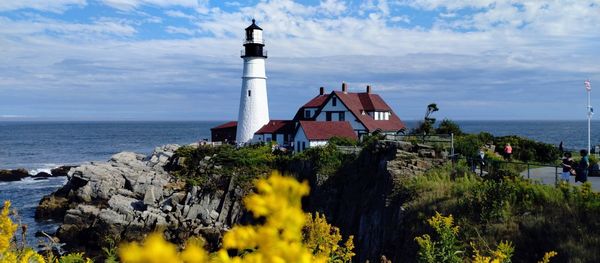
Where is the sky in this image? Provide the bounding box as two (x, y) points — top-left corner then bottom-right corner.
(0, 0), (599, 121)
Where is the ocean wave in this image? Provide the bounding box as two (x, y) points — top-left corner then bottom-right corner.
(28, 163), (64, 175)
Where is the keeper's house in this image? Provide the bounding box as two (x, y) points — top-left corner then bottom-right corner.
(211, 83), (405, 152)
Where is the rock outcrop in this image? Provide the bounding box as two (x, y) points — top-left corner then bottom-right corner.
(300, 141), (448, 263)
(0, 168), (29, 181)
(36, 144), (246, 252)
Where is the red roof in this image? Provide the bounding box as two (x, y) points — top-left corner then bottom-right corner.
(303, 95), (328, 108)
(298, 121), (357, 141)
(331, 91), (405, 133)
(255, 120), (295, 134)
(211, 121), (237, 130)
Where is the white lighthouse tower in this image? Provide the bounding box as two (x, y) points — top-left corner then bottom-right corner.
(236, 19), (269, 144)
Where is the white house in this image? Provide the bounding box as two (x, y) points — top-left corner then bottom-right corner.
(294, 121), (357, 152)
(252, 120), (294, 145)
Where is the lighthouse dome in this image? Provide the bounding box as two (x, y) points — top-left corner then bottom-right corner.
(245, 19), (263, 44)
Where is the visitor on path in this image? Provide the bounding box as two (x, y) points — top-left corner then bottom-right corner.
(576, 149), (590, 183)
(561, 152), (574, 183)
(478, 149), (486, 176)
(504, 143), (513, 160)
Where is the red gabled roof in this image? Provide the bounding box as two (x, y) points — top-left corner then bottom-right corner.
(331, 91), (405, 133)
(303, 95), (328, 108)
(255, 120), (295, 134)
(293, 94), (329, 121)
(211, 121), (237, 130)
(298, 121), (357, 141)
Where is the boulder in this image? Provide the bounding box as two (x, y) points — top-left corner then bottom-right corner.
(33, 171), (52, 178)
(35, 195), (69, 220)
(0, 168), (29, 181)
(37, 144), (247, 253)
(108, 194), (145, 216)
(51, 165), (77, 177)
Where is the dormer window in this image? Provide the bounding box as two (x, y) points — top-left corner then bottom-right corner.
(305, 110), (311, 118)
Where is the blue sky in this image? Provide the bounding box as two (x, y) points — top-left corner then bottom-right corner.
(0, 0), (599, 121)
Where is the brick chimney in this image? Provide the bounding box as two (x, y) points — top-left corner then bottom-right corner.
(342, 82), (347, 93)
(319, 86), (324, 95)
(366, 85), (371, 94)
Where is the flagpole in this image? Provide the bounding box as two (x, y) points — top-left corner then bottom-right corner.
(586, 79), (592, 154)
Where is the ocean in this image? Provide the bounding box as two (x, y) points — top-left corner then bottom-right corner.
(1, 120), (600, 247)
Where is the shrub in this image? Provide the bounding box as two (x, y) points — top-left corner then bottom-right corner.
(415, 212), (463, 263)
(0, 201), (93, 263)
(303, 212), (355, 263)
(435, 119), (463, 136)
(172, 144), (277, 190)
(328, 136), (357, 147)
(293, 144), (354, 176)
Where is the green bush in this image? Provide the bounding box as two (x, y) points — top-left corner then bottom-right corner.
(171, 144), (277, 190)
(328, 136), (358, 146)
(435, 119), (463, 136)
(293, 144), (354, 176)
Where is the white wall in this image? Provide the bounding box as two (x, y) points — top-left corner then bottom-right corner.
(236, 57), (270, 144)
(309, 140), (328, 147)
(294, 126), (309, 152)
(275, 134), (285, 145)
(252, 29), (263, 44)
(315, 94), (366, 132)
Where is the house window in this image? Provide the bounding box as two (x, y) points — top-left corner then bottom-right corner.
(302, 142), (306, 151)
(339, 112), (345, 121)
(332, 97), (337, 106)
(305, 110), (311, 118)
(326, 112), (332, 121)
(248, 90), (251, 97)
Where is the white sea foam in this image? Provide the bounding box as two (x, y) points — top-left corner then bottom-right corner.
(28, 163), (61, 175)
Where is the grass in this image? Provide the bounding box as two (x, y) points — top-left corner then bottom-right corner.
(394, 162), (600, 262)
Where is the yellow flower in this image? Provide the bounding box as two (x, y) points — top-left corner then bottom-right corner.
(119, 171), (344, 263)
(0, 201), (17, 254)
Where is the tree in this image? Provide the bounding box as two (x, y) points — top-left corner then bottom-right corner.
(435, 119), (462, 136)
(412, 103), (439, 135)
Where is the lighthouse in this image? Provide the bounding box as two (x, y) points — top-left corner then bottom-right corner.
(236, 19), (269, 144)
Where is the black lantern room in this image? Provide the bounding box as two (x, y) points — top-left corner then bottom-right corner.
(242, 19), (267, 58)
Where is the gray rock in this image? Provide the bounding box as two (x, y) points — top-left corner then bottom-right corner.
(143, 187), (157, 206)
(210, 210), (219, 220)
(108, 194), (143, 216)
(186, 204), (202, 220)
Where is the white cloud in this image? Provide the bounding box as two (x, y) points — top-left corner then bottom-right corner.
(0, 0), (86, 13)
(165, 10), (196, 19)
(0, 0), (599, 120)
(165, 26), (195, 35)
(101, 0), (201, 11)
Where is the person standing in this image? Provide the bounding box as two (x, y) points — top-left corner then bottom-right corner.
(559, 141), (564, 154)
(577, 149), (590, 183)
(478, 149), (486, 176)
(561, 152), (574, 183)
(504, 143), (513, 160)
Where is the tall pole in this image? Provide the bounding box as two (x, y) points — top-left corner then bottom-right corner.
(585, 79), (592, 154)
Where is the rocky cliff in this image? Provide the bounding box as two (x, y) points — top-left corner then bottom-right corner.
(37, 141), (446, 261)
(36, 144), (246, 253)
(298, 141), (447, 263)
